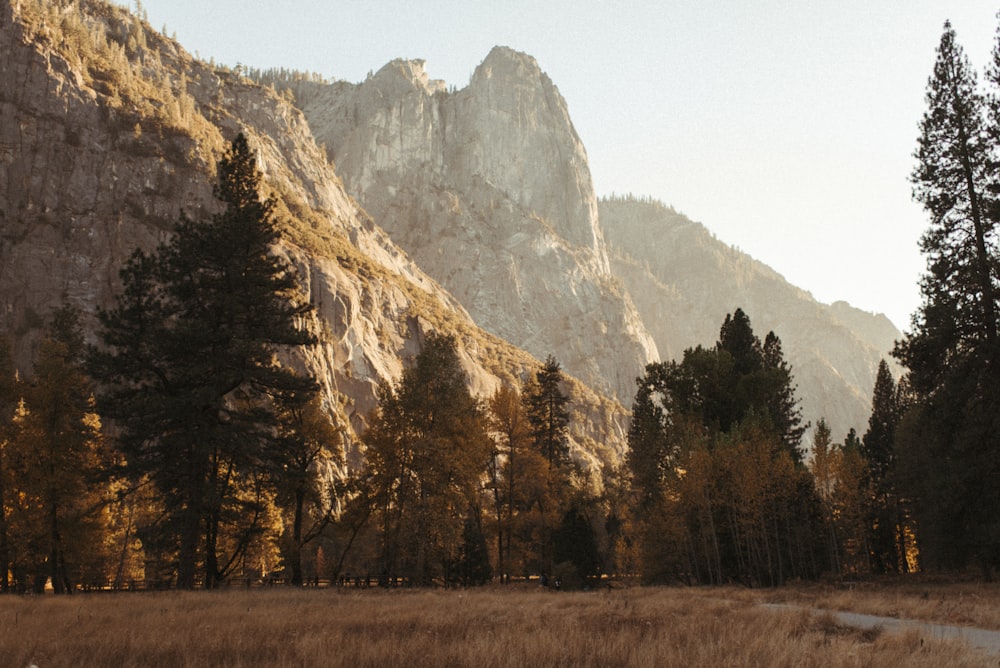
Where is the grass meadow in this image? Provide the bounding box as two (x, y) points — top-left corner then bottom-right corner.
(0, 583), (995, 667)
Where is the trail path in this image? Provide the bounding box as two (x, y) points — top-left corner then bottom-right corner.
(761, 603), (1000, 655)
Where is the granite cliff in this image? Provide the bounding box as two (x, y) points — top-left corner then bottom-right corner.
(278, 49), (657, 405)
(276, 52), (899, 440)
(0, 0), (627, 467)
(1, 0), (901, 465)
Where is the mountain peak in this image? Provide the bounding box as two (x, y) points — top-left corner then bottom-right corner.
(474, 46), (547, 86)
(371, 58), (445, 94)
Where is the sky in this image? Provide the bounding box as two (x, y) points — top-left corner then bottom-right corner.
(134, 1), (1000, 331)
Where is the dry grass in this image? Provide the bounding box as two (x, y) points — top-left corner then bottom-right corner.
(0, 586), (993, 667)
(710, 578), (1000, 631)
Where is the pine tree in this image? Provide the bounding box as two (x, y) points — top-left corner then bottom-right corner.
(525, 355), (570, 470)
(894, 20), (1000, 575)
(90, 134), (317, 589)
(862, 360), (905, 573)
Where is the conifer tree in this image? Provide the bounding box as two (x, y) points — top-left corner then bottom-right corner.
(894, 20), (1000, 575)
(525, 355), (570, 470)
(90, 134), (317, 588)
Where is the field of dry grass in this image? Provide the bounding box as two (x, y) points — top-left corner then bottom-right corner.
(0, 584), (994, 667)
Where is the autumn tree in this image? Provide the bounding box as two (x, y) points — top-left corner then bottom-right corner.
(894, 20), (1000, 575)
(485, 384), (531, 583)
(627, 309), (818, 584)
(0, 335), (16, 592)
(90, 134), (317, 588)
(362, 333), (490, 585)
(9, 308), (108, 593)
(272, 394), (344, 586)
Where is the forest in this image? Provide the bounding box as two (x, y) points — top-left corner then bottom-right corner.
(1, 16), (999, 593)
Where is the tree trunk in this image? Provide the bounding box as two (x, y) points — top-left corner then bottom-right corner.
(291, 486), (305, 586)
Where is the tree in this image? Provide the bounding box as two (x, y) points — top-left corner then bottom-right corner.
(0, 335), (15, 592)
(626, 310), (816, 584)
(10, 307), (108, 593)
(524, 355), (570, 470)
(363, 333), (490, 585)
(862, 360), (910, 574)
(90, 133), (317, 588)
(522, 356), (575, 574)
(272, 394), (344, 586)
(485, 384), (531, 583)
(894, 20), (1000, 575)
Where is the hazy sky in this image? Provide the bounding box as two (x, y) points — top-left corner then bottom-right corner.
(136, 1), (1000, 331)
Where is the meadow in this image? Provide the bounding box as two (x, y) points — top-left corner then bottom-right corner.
(0, 583), (995, 667)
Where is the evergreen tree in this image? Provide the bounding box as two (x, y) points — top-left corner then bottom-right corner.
(90, 134), (317, 588)
(862, 360), (910, 574)
(525, 355), (570, 470)
(522, 355), (574, 574)
(552, 504), (601, 587)
(894, 21), (1000, 575)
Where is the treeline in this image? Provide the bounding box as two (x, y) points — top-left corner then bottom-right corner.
(624, 310), (915, 584)
(3, 15), (1000, 592)
(0, 135), (924, 593)
(0, 134), (614, 592)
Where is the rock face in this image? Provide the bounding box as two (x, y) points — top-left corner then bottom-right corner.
(1, 0), (903, 466)
(0, 2), (628, 463)
(281, 50), (900, 442)
(283, 48), (657, 404)
(600, 197), (901, 440)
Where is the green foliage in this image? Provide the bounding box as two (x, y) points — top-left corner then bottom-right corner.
(552, 504), (601, 586)
(627, 309), (819, 585)
(90, 134), (318, 588)
(893, 19), (1000, 576)
(524, 355), (570, 469)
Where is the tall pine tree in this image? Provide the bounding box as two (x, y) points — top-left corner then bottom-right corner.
(894, 21), (1000, 575)
(90, 134), (317, 588)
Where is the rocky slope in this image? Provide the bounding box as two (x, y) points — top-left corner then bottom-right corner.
(600, 196), (900, 439)
(278, 49), (658, 404)
(0, 0), (627, 467)
(278, 51), (899, 441)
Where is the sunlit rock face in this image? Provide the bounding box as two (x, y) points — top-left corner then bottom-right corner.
(281, 46), (899, 440)
(0, 5), (632, 465)
(600, 197), (902, 442)
(286, 47), (658, 405)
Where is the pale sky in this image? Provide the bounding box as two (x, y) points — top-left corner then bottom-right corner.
(135, 1), (1000, 331)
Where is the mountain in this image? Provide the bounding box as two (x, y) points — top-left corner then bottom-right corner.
(0, 1), (627, 468)
(600, 196), (900, 439)
(277, 49), (657, 405)
(275, 53), (899, 440)
(1, 0), (899, 465)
